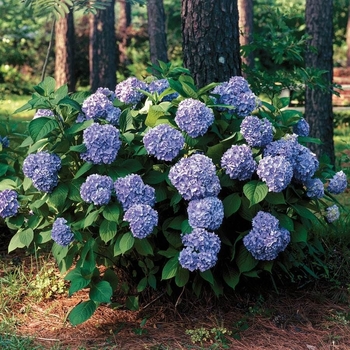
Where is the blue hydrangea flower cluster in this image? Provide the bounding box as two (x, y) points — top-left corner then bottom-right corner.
(114, 174), (156, 211)
(80, 174), (114, 206)
(187, 197), (224, 230)
(305, 178), (324, 199)
(263, 137), (297, 165)
(148, 78), (179, 101)
(212, 76), (258, 117)
(0, 135), (9, 148)
(325, 205), (340, 223)
(175, 98), (215, 138)
(81, 123), (122, 164)
(293, 118), (310, 137)
(327, 171), (347, 194)
(96, 87), (116, 100)
(243, 211), (291, 260)
(221, 144), (257, 181)
(293, 144), (319, 183)
(168, 154), (221, 201)
(115, 77), (148, 105)
(23, 152), (61, 192)
(123, 204), (158, 238)
(240, 115), (274, 147)
(143, 124), (185, 161)
(0, 189), (19, 218)
(33, 109), (54, 119)
(257, 155), (293, 192)
(51, 218), (74, 247)
(179, 228), (221, 272)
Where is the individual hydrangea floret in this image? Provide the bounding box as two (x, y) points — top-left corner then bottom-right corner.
(293, 144), (319, 183)
(80, 174), (114, 206)
(114, 174), (156, 211)
(0, 190), (19, 218)
(148, 78), (179, 101)
(240, 115), (274, 147)
(115, 77), (148, 105)
(187, 197), (224, 230)
(325, 204), (340, 223)
(168, 154), (221, 201)
(124, 204), (158, 239)
(81, 123), (122, 164)
(257, 156), (293, 192)
(327, 171), (347, 195)
(243, 211), (290, 260)
(175, 98), (214, 138)
(293, 118), (310, 137)
(305, 178), (324, 199)
(179, 228), (221, 272)
(51, 218), (74, 247)
(0, 136), (9, 148)
(221, 144), (257, 181)
(33, 109), (54, 119)
(143, 124), (185, 161)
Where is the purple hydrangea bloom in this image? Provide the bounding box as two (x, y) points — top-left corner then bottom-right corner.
(123, 204), (158, 239)
(243, 211), (290, 261)
(179, 228), (221, 272)
(257, 156), (293, 192)
(293, 144), (319, 183)
(31, 168), (59, 193)
(305, 178), (324, 199)
(148, 78), (179, 101)
(143, 124), (184, 161)
(327, 171), (347, 194)
(81, 123), (121, 164)
(115, 77), (148, 105)
(240, 116), (274, 147)
(96, 87), (116, 100)
(325, 204), (340, 223)
(114, 174), (156, 211)
(221, 144), (257, 181)
(0, 189), (19, 218)
(51, 218), (74, 247)
(187, 197), (224, 230)
(33, 109), (54, 119)
(80, 174), (114, 206)
(175, 98), (214, 138)
(0, 136), (9, 148)
(168, 154), (221, 201)
(263, 137), (297, 165)
(293, 118), (310, 137)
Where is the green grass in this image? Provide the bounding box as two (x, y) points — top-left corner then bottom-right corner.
(0, 94), (34, 121)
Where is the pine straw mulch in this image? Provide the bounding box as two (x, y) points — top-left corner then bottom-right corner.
(1, 250), (350, 349)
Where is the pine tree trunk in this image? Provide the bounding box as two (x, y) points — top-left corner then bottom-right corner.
(346, 5), (350, 66)
(238, 0), (254, 70)
(55, 12), (75, 92)
(117, 0), (132, 67)
(305, 0), (334, 165)
(181, 0), (241, 88)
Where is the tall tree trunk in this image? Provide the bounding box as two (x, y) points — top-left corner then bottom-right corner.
(237, 0), (254, 71)
(346, 4), (350, 66)
(117, 0), (132, 67)
(181, 0), (241, 88)
(147, 0), (168, 65)
(305, 0), (334, 165)
(55, 12), (75, 92)
(89, 0), (117, 91)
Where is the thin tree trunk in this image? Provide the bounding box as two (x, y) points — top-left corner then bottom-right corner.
(346, 5), (350, 66)
(238, 0), (254, 70)
(117, 0), (132, 67)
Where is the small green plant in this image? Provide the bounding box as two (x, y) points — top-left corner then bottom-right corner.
(185, 326), (232, 347)
(132, 318), (149, 335)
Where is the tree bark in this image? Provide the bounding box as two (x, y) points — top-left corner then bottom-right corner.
(117, 0), (132, 67)
(346, 4), (350, 66)
(55, 12), (75, 92)
(305, 0), (334, 165)
(181, 0), (241, 88)
(147, 0), (168, 65)
(89, 0), (117, 91)
(238, 0), (254, 70)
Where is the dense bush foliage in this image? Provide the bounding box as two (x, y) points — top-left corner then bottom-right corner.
(0, 63), (347, 325)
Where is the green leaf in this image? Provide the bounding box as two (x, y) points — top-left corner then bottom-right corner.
(90, 281), (112, 303)
(292, 204), (318, 222)
(292, 222), (308, 243)
(19, 228), (34, 248)
(69, 144), (87, 153)
(8, 232), (26, 253)
(243, 180), (269, 207)
(48, 183), (69, 211)
(265, 192), (286, 205)
(66, 119), (93, 135)
(145, 104), (171, 127)
(58, 97), (82, 111)
(235, 245), (258, 273)
(223, 268), (240, 289)
(274, 213), (294, 231)
(83, 210), (100, 228)
(223, 193), (241, 218)
(119, 232), (135, 254)
(200, 269), (214, 285)
(39, 76), (56, 95)
(102, 203), (120, 221)
(68, 179), (84, 201)
(28, 117), (59, 142)
(161, 255), (179, 280)
(206, 143), (224, 165)
(103, 269), (119, 291)
(125, 296), (139, 311)
(74, 162), (93, 179)
(99, 219), (117, 243)
(175, 267), (189, 287)
(137, 277), (148, 292)
(68, 300), (97, 326)
(134, 239), (154, 256)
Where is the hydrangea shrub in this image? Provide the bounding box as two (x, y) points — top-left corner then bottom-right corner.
(0, 68), (347, 325)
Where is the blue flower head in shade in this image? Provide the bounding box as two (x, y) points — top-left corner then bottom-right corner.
(263, 136), (297, 166)
(148, 78), (179, 101)
(325, 204), (340, 223)
(179, 228), (221, 272)
(327, 171), (347, 195)
(81, 123), (122, 164)
(187, 196), (224, 230)
(123, 204), (158, 239)
(143, 124), (185, 161)
(305, 178), (324, 199)
(33, 109), (54, 119)
(293, 144), (319, 183)
(115, 77), (148, 105)
(175, 98), (215, 138)
(221, 144), (257, 181)
(51, 218), (74, 247)
(0, 136), (9, 148)
(240, 115), (274, 147)
(243, 211), (291, 261)
(293, 118), (310, 137)
(0, 189), (19, 218)
(114, 174), (156, 211)
(80, 174), (114, 206)
(168, 154), (221, 201)
(257, 155), (293, 192)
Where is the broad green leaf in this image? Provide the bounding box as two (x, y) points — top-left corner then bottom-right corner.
(175, 267), (189, 287)
(68, 300), (97, 326)
(200, 269), (214, 285)
(66, 119), (93, 135)
(58, 97), (82, 111)
(74, 162), (93, 179)
(83, 210), (100, 228)
(137, 277), (148, 292)
(69, 144), (87, 153)
(206, 143), (224, 165)
(134, 239), (154, 256)
(48, 183), (69, 211)
(223, 193), (241, 218)
(243, 180), (268, 207)
(19, 228), (34, 248)
(161, 255), (179, 280)
(119, 232), (135, 254)
(274, 213), (294, 231)
(223, 268), (240, 289)
(8, 232), (26, 253)
(292, 222), (308, 243)
(145, 104), (171, 127)
(102, 203), (120, 221)
(292, 204), (318, 222)
(99, 219), (117, 243)
(265, 192), (286, 205)
(125, 296), (139, 311)
(235, 245), (258, 273)
(28, 117), (59, 142)
(89, 281), (113, 303)
(103, 269), (119, 291)
(67, 179), (84, 201)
